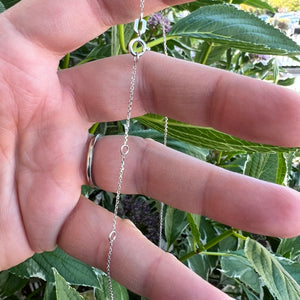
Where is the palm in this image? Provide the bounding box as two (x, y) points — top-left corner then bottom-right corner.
(0, 42), (88, 269)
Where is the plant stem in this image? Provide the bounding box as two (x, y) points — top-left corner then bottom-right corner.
(118, 24), (128, 54)
(200, 42), (213, 65)
(200, 251), (231, 256)
(179, 228), (235, 262)
(217, 151), (223, 165)
(204, 228), (235, 250)
(62, 53), (70, 69)
(233, 231), (247, 240)
(89, 123), (99, 134)
(146, 36), (174, 49)
(179, 250), (199, 262)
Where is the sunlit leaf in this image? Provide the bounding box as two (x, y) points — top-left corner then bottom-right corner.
(130, 128), (209, 160)
(137, 114), (296, 153)
(95, 273), (129, 300)
(169, 4), (300, 55)
(177, 0), (274, 12)
(235, 0), (275, 11)
(53, 268), (83, 300)
(245, 238), (300, 299)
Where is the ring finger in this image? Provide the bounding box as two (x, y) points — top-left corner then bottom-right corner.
(89, 135), (300, 238)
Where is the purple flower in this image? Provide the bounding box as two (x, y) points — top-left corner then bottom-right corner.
(119, 195), (160, 244)
(250, 54), (272, 65)
(148, 13), (172, 33)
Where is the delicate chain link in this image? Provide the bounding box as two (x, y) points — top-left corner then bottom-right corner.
(158, 9), (169, 250)
(161, 10), (168, 57)
(106, 3), (169, 296)
(106, 56), (138, 299)
(140, 0), (145, 16)
(106, 2), (146, 298)
(160, 10), (169, 146)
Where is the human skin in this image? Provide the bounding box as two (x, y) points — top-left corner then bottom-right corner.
(1, 0), (300, 298)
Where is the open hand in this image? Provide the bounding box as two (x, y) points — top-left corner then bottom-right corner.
(1, 0), (300, 298)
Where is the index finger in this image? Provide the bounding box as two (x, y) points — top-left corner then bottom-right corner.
(60, 52), (300, 147)
(2, 0), (191, 56)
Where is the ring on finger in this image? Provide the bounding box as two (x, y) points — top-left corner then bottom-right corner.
(86, 134), (101, 188)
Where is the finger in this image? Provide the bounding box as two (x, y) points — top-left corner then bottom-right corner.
(58, 196), (232, 299)
(60, 52), (300, 147)
(90, 135), (300, 238)
(3, 0), (191, 56)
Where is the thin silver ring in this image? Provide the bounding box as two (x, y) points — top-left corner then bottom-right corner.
(86, 134), (101, 188)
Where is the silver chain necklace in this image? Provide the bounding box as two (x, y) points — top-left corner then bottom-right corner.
(159, 9), (169, 249)
(106, 3), (168, 298)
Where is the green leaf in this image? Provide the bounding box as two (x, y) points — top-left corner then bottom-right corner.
(95, 271), (129, 300)
(1, 0), (19, 8)
(177, 0), (274, 12)
(235, 0), (275, 12)
(196, 43), (227, 65)
(0, 1), (5, 12)
(186, 217), (219, 279)
(137, 114), (295, 153)
(43, 282), (56, 300)
(111, 25), (120, 56)
(218, 232), (238, 252)
(245, 238), (300, 299)
(244, 153), (277, 183)
(0, 270), (27, 297)
(53, 268), (83, 300)
(244, 153), (275, 182)
(242, 284), (260, 300)
(9, 247), (99, 288)
(130, 128), (208, 160)
(278, 77), (296, 87)
(186, 245), (218, 280)
(169, 4), (300, 55)
(276, 153), (287, 185)
(221, 250), (261, 293)
(77, 44), (111, 65)
(187, 213), (203, 250)
(277, 237), (300, 261)
(123, 22), (135, 48)
(110, 23), (134, 56)
(278, 257), (300, 286)
(199, 217), (220, 246)
(244, 152), (289, 184)
(164, 206), (187, 250)
(176, 0), (224, 10)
